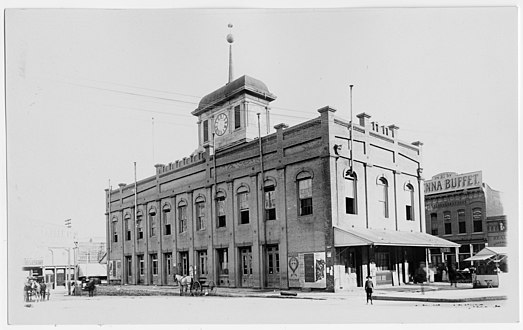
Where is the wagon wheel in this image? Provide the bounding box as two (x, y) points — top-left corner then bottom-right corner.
(192, 281), (202, 296)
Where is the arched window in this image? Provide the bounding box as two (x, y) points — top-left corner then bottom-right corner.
(148, 207), (157, 237)
(405, 183), (414, 221)
(111, 216), (118, 243)
(237, 185), (250, 224)
(430, 213), (438, 235)
(378, 177), (389, 218)
(444, 211), (452, 235)
(195, 196), (206, 231)
(344, 170), (357, 215)
(162, 203), (172, 236)
(124, 213), (131, 240)
(297, 171), (313, 216)
(264, 178), (277, 221)
(178, 200), (188, 234)
(216, 190), (227, 228)
(472, 208), (483, 232)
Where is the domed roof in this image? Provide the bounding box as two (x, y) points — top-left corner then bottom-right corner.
(192, 75), (276, 116)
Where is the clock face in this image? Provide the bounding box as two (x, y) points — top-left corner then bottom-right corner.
(214, 113), (228, 136)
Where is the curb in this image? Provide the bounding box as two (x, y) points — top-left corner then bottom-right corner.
(373, 295), (508, 303)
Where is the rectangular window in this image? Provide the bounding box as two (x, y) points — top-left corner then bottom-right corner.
(458, 210), (466, 234)
(163, 211), (171, 235)
(126, 256), (132, 277)
(149, 214), (156, 237)
(298, 178), (313, 216)
(198, 251), (208, 276)
(217, 197), (226, 227)
(138, 255), (144, 276)
(239, 192), (250, 224)
(137, 217), (143, 240)
(345, 177), (357, 214)
(473, 208), (483, 232)
(125, 219), (131, 240)
(234, 105), (241, 129)
(444, 223), (452, 235)
(112, 221), (118, 243)
(165, 253), (172, 276)
(430, 213), (438, 235)
(203, 120), (209, 143)
(405, 205), (412, 221)
(375, 252), (390, 271)
(217, 248), (228, 275)
(196, 202), (206, 231)
(264, 186), (276, 220)
(178, 205), (187, 233)
(151, 254), (158, 276)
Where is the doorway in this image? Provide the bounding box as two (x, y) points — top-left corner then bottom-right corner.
(239, 247), (252, 287)
(265, 245), (280, 288)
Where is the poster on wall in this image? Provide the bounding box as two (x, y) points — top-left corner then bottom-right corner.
(287, 252), (326, 289)
(109, 260), (122, 280)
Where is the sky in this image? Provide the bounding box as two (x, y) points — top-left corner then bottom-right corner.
(2, 4), (519, 260)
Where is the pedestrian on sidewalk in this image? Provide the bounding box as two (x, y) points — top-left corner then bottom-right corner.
(365, 276), (374, 305)
(448, 264), (458, 287)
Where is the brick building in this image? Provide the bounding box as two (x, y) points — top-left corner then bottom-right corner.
(105, 72), (458, 291)
(424, 171), (506, 269)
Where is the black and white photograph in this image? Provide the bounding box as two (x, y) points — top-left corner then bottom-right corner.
(1, 0), (521, 328)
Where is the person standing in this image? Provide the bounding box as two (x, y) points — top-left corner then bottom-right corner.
(87, 278), (96, 297)
(365, 276), (374, 305)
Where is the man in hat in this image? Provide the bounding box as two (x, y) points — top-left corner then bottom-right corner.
(365, 275), (374, 305)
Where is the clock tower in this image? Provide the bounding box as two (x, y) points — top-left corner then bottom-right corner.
(191, 26), (277, 151)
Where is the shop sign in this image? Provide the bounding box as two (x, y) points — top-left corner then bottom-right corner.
(425, 171), (482, 195)
(287, 252), (326, 289)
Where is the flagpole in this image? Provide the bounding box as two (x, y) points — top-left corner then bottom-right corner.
(349, 84), (354, 174)
(133, 162), (138, 285)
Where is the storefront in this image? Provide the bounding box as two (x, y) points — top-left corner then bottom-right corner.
(464, 246), (508, 288)
(333, 227), (459, 290)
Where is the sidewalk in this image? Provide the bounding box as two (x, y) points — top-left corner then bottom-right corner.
(92, 281), (508, 303)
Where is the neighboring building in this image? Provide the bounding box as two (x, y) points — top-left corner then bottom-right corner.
(424, 171), (506, 268)
(77, 237), (106, 264)
(105, 71), (458, 291)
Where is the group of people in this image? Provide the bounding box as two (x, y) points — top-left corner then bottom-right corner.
(70, 277), (96, 297)
(23, 277), (49, 302)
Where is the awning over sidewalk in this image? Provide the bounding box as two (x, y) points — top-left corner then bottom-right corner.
(464, 247), (508, 262)
(334, 226), (460, 248)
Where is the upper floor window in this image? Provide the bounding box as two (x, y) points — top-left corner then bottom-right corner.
(112, 218), (118, 243)
(405, 184), (414, 221)
(443, 211), (452, 235)
(124, 213), (131, 241)
(195, 197), (206, 231)
(238, 186), (250, 224)
(472, 208), (483, 232)
(234, 105), (241, 129)
(430, 213), (438, 235)
(149, 208), (157, 237)
(345, 171), (357, 215)
(458, 209), (466, 234)
(216, 192), (226, 228)
(178, 201), (187, 234)
(163, 204), (171, 236)
(378, 177), (389, 218)
(297, 172), (313, 216)
(203, 120), (209, 143)
(264, 182), (276, 221)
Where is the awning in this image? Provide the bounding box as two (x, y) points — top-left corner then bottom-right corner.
(463, 246), (508, 262)
(334, 226), (460, 248)
(77, 263), (107, 278)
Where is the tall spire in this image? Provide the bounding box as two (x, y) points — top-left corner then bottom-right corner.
(226, 23), (234, 84)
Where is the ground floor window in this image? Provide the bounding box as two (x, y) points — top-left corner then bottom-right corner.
(217, 248), (228, 275)
(150, 254), (158, 276)
(164, 253), (172, 277)
(198, 250), (208, 277)
(138, 255), (144, 276)
(266, 245), (280, 275)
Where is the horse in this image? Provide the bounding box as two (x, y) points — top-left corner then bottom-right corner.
(30, 281), (41, 302)
(173, 274), (193, 296)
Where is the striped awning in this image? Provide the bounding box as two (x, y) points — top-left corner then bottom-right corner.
(334, 226), (460, 248)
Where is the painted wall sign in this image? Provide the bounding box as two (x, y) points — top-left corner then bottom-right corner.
(288, 252), (326, 289)
(425, 171), (482, 195)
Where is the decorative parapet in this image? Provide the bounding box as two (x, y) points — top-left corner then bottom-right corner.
(155, 151), (206, 175)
